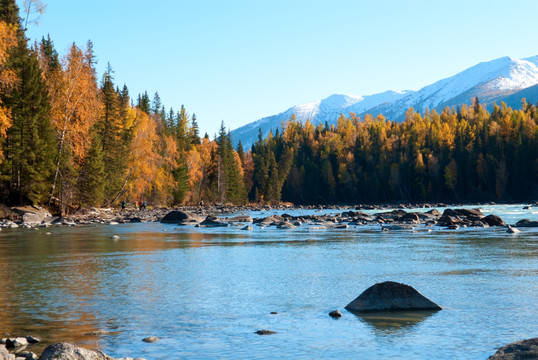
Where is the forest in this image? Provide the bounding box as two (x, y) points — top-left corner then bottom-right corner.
(0, 1), (537, 214)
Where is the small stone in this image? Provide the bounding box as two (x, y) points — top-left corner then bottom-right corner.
(506, 225), (520, 234)
(142, 336), (159, 343)
(84, 330), (110, 336)
(241, 225), (253, 231)
(270, 312), (278, 315)
(329, 310), (342, 318)
(16, 351), (38, 360)
(24, 336), (39, 344)
(255, 330), (276, 335)
(6, 337), (28, 348)
(111, 235), (120, 240)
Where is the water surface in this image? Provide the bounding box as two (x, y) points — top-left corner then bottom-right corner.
(0, 205), (537, 359)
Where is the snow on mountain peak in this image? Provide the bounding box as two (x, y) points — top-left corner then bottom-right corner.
(231, 55), (538, 148)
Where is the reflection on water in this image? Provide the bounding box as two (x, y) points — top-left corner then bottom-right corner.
(350, 310), (439, 335)
(0, 206), (537, 359)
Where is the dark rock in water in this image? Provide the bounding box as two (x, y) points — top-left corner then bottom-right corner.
(488, 337), (538, 359)
(17, 351), (38, 360)
(398, 212), (421, 223)
(255, 330), (276, 335)
(128, 217), (142, 223)
(84, 330), (110, 336)
(200, 215), (228, 227)
(277, 222), (296, 229)
(329, 310), (342, 318)
(241, 225), (253, 231)
(223, 215), (253, 223)
(483, 214), (506, 226)
(506, 226), (520, 234)
(256, 215), (284, 225)
(345, 281), (442, 313)
(39, 342), (115, 360)
(455, 208), (484, 219)
(437, 214), (462, 227)
(160, 211), (203, 224)
(374, 209), (407, 220)
(515, 219), (538, 227)
(5, 337), (27, 348)
(270, 312), (278, 315)
(425, 209), (441, 217)
(142, 337), (159, 343)
(24, 336), (39, 344)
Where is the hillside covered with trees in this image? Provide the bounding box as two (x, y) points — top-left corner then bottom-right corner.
(0, 0), (536, 214)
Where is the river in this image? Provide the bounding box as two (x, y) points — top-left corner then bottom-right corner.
(0, 204), (537, 359)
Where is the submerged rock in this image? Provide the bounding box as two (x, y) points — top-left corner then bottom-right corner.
(488, 337), (538, 359)
(329, 310), (342, 318)
(39, 343), (115, 360)
(345, 281), (442, 313)
(141, 337), (159, 343)
(255, 330), (276, 335)
(506, 226), (520, 234)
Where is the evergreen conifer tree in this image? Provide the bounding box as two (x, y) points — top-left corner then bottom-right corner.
(0, 0), (55, 204)
(78, 131), (105, 206)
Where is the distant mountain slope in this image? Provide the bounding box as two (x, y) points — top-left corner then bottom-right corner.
(232, 56), (538, 149)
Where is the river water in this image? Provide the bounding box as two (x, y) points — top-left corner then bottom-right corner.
(0, 205), (537, 359)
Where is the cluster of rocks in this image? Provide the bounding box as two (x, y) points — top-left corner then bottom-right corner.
(159, 207), (538, 232)
(0, 336), (40, 360)
(1, 202), (537, 231)
(0, 338), (146, 360)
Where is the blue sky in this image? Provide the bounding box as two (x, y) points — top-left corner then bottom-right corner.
(18, 0), (538, 136)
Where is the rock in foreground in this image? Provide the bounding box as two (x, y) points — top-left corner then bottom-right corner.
(345, 281), (442, 313)
(488, 337), (538, 359)
(39, 343), (115, 360)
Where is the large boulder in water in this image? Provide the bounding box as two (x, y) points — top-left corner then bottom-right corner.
(488, 337), (538, 359)
(160, 210), (204, 224)
(515, 219), (538, 227)
(345, 281), (442, 313)
(39, 343), (115, 360)
(12, 205), (52, 225)
(484, 214), (506, 227)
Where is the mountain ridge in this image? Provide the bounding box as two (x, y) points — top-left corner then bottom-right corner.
(232, 55), (538, 149)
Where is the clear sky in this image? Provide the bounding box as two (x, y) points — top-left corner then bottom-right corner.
(18, 0), (538, 137)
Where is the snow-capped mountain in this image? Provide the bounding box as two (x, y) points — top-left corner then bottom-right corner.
(232, 56), (538, 149)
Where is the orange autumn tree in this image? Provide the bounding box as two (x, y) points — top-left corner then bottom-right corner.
(45, 42), (101, 210)
(125, 108), (168, 203)
(0, 21), (17, 160)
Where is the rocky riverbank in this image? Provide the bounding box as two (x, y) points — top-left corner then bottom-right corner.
(0, 339), (145, 360)
(1, 203), (537, 230)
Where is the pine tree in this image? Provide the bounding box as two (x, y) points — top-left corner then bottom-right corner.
(190, 113), (200, 145)
(99, 64), (129, 202)
(78, 131), (105, 206)
(0, 1), (55, 204)
(137, 91), (150, 114)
